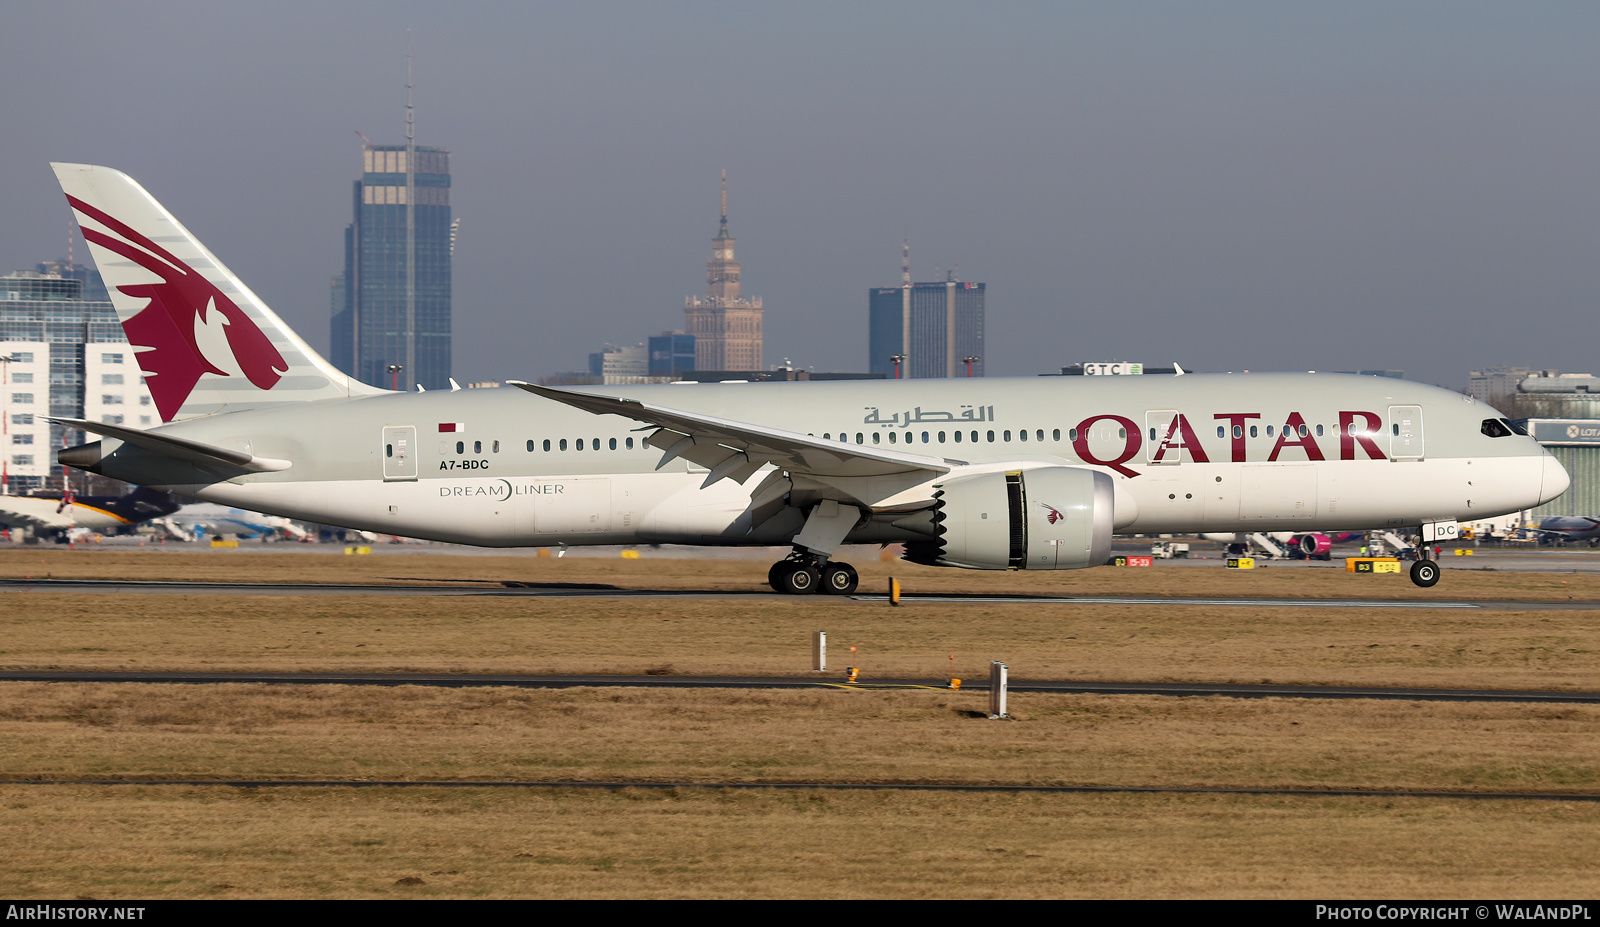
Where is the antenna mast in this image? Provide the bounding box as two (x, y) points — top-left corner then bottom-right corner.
(404, 30), (416, 389)
(901, 239), (910, 286)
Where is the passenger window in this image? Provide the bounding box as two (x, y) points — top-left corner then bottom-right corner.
(455, 440), (464, 454)
(474, 440), (482, 454)
(559, 439), (567, 451)
(1004, 430), (1012, 441)
(543, 439), (551, 452)
(938, 431), (946, 443)
(385, 444), (393, 458)
(610, 437), (617, 450)
(1248, 426), (1257, 438)
(952, 431), (961, 443)
(1053, 429), (1061, 441)
(626, 437), (635, 449)
(526, 440), (535, 452)
(1233, 426), (1242, 439)
(921, 431), (930, 443)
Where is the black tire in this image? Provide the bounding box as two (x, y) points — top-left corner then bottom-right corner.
(1410, 559), (1440, 588)
(822, 562), (859, 595)
(767, 561), (787, 592)
(779, 564), (821, 595)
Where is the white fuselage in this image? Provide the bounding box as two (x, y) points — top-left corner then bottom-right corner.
(80, 373), (1567, 550)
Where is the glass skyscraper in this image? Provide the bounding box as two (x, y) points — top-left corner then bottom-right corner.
(1, 270), (149, 492)
(333, 143), (452, 391)
(869, 276), (985, 379)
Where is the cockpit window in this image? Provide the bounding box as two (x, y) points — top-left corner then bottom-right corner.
(1481, 418), (1512, 438)
(1503, 418), (1529, 436)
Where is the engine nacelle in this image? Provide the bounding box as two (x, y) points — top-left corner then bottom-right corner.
(1295, 533), (1332, 556)
(904, 466), (1113, 570)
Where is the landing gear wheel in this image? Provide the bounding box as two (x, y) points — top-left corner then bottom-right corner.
(776, 563), (821, 595)
(1410, 559), (1440, 588)
(767, 561), (787, 592)
(821, 562), (859, 595)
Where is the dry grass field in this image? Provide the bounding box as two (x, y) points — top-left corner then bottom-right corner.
(3, 547), (1600, 898)
(6, 787), (1598, 899)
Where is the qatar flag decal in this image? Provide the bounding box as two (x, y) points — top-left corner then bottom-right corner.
(438, 423), (465, 433)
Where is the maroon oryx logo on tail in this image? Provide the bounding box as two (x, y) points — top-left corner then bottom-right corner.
(65, 195), (287, 422)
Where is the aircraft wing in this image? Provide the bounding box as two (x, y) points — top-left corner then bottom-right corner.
(509, 382), (954, 487)
(0, 496), (76, 532)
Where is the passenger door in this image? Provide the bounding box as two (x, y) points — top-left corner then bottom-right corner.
(382, 426), (418, 481)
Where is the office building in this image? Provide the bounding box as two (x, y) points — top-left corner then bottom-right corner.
(332, 133), (453, 391)
(869, 272), (985, 379)
(35, 260), (108, 302)
(684, 173), (762, 371)
(1, 270), (152, 493)
(588, 343), (650, 384)
(648, 331), (696, 378)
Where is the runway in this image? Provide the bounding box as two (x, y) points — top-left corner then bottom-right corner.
(6, 576), (1600, 610)
(6, 669), (1599, 704)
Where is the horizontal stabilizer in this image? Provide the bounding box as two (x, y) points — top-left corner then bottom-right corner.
(50, 417), (291, 473)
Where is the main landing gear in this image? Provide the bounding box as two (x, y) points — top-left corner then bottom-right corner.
(768, 551), (859, 595)
(768, 500), (865, 595)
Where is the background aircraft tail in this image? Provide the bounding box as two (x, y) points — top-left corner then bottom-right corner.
(51, 163), (387, 423)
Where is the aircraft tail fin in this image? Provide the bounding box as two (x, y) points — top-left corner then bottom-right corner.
(51, 163), (387, 424)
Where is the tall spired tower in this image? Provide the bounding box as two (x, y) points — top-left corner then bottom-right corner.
(685, 172), (763, 371)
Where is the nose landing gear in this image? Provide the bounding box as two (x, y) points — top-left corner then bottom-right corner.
(1409, 558), (1440, 588)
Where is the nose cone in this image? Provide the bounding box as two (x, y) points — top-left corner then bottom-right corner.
(1539, 453), (1571, 506)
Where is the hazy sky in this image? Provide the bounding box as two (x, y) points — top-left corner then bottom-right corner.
(2, 1), (1596, 388)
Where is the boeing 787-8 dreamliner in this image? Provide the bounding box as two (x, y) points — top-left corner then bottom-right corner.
(45, 164), (1569, 593)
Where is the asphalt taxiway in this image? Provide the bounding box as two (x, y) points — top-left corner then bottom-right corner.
(5, 668), (1598, 705)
